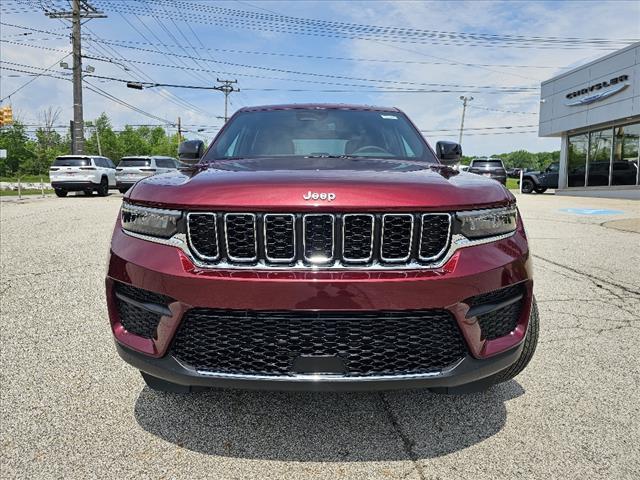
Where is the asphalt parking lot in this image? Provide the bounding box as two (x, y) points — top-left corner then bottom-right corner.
(1, 192), (639, 479)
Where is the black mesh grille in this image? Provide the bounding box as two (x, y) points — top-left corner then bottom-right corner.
(225, 214), (257, 260)
(419, 214), (450, 259)
(381, 215), (413, 261)
(114, 283), (172, 339)
(264, 214), (295, 261)
(477, 302), (523, 340)
(171, 309), (467, 376)
(342, 215), (374, 261)
(304, 215), (334, 262)
(187, 213), (218, 260)
(468, 283), (526, 340)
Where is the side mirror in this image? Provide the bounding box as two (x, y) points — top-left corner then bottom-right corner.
(178, 140), (205, 164)
(435, 141), (462, 166)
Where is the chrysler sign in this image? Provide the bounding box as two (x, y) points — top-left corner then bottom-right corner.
(565, 75), (629, 106)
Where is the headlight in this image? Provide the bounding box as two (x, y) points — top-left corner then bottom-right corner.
(121, 202), (181, 238)
(458, 206), (517, 239)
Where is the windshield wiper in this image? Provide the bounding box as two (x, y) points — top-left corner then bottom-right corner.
(304, 154), (364, 159)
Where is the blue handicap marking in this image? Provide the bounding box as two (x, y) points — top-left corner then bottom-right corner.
(559, 208), (624, 215)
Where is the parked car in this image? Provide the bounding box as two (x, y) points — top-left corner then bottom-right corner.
(107, 104), (537, 394)
(468, 157), (507, 185)
(115, 156), (180, 193)
(50, 155), (116, 197)
(458, 164), (470, 172)
(520, 162), (559, 193)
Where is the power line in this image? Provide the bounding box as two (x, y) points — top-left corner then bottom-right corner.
(0, 52), (71, 102)
(0, 21), (574, 71)
(468, 105), (538, 116)
(4, 38), (540, 94)
(92, 0), (636, 49)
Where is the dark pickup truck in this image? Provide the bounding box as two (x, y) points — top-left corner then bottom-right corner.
(520, 162), (559, 194)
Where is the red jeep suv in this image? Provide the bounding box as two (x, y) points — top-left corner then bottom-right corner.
(106, 104), (537, 393)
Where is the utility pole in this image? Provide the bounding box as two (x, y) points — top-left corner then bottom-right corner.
(216, 78), (239, 122)
(94, 124), (102, 155)
(177, 117), (182, 142)
(458, 95), (473, 145)
(46, 1), (106, 154)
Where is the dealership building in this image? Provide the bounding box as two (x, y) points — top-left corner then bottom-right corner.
(539, 42), (640, 198)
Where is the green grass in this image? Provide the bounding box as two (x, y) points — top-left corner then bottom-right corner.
(506, 178), (519, 190)
(0, 189), (51, 197)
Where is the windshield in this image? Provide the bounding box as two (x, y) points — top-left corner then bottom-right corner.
(204, 109), (437, 163)
(119, 158), (151, 167)
(54, 157), (91, 167)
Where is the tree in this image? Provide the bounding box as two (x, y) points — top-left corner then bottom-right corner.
(0, 122), (34, 176)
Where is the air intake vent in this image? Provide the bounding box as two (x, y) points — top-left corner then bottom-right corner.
(264, 214), (295, 262)
(224, 213), (257, 261)
(186, 213), (219, 261)
(419, 214), (451, 260)
(381, 214), (414, 262)
(342, 214), (374, 262)
(303, 214), (334, 264)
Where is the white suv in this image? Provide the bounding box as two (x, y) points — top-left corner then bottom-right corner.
(50, 155), (116, 197)
(115, 156), (180, 193)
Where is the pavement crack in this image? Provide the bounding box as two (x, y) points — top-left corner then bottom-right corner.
(533, 254), (640, 297)
(378, 393), (425, 480)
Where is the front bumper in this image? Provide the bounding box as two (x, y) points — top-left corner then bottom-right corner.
(116, 340), (524, 392)
(106, 219), (533, 391)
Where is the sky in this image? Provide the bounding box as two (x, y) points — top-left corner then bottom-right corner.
(1, 0), (639, 156)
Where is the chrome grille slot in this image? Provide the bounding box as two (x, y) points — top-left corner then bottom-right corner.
(419, 214), (451, 261)
(342, 214), (374, 262)
(186, 213), (219, 261)
(264, 214), (296, 262)
(224, 213), (257, 262)
(303, 214), (335, 264)
(381, 214), (414, 262)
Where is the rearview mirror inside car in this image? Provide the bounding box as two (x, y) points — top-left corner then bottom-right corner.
(178, 140), (205, 164)
(436, 141), (462, 166)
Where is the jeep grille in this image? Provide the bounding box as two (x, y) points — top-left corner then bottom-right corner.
(187, 212), (452, 268)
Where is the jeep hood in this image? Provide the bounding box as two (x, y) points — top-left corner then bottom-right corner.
(128, 157), (514, 210)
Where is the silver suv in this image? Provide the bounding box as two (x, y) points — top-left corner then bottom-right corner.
(50, 155), (116, 197)
(115, 156), (180, 193)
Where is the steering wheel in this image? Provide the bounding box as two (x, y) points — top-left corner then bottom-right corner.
(350, 145), (391, 156)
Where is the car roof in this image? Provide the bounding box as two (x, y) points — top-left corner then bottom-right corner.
(56, 155), (100, 159)
(236, 103), (402, 113)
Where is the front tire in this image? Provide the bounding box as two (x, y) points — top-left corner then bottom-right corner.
(119, 187), (129, 194)
(493, 298), (539, 384)
(54, 189), (67, 198)
(521, 179), (535, 194)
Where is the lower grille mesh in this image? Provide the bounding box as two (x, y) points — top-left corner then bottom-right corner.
(477, 302), (523, 340)
(171, 309), (467, 377)
(468, 283), (526, 340)
(114, 283), (172, 339)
